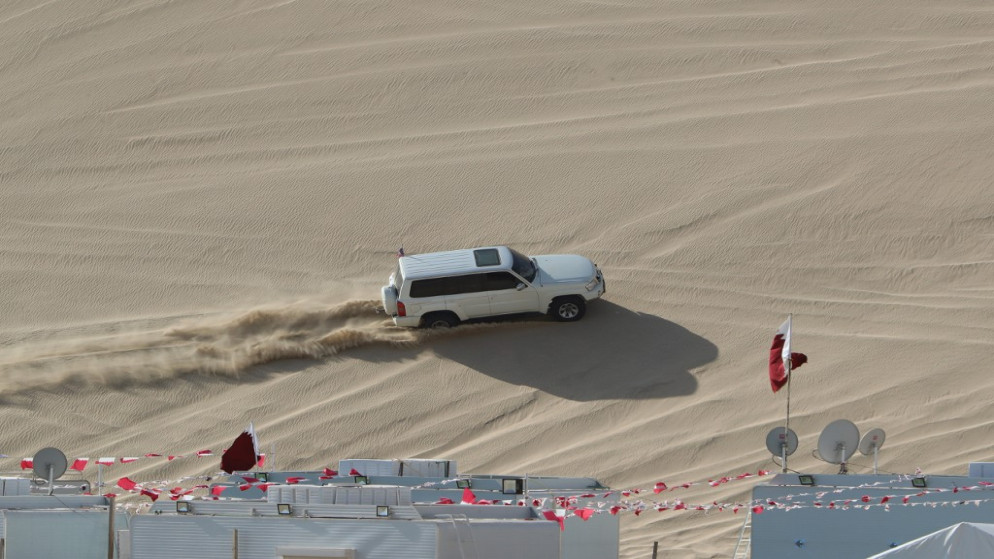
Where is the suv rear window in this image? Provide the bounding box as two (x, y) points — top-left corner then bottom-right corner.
(410, 274), (486, 298)
(473, 248), (501, 267)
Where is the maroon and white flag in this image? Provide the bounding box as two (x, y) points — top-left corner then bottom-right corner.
(769, 316), (808, 392)
(116, 477), (137, 491)
(220, 423), (260, 474)
(71, 458), (89, 472)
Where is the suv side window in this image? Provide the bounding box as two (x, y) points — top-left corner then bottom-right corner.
(409, 278), (446, 298)
(409, 274), (487, 298)
(447, 274), (485, 294)
(484, 272), (520, 291)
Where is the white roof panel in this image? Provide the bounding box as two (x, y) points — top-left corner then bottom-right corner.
(399, 246), (513, 279)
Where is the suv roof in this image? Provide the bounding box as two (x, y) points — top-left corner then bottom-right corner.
(399, 246), (514, 280)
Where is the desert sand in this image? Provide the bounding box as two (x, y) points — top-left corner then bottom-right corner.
(2, 0), (994, 556)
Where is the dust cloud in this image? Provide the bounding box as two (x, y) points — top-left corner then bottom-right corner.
(0, 300), (431, 395)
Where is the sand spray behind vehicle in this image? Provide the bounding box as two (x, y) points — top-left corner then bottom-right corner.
(0, 299), (496, 396)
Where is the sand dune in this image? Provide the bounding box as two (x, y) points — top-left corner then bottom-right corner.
(2, 1), (994, 556)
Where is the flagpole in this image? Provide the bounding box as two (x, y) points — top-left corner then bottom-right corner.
(782, 314), (792, 474)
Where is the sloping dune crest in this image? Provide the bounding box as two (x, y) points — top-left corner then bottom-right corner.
(2, 1), (994, 557)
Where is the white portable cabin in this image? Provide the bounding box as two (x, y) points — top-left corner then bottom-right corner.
(133, 485), (561, 559)
(0, 494), (123, 559)
(205, 460), (619, 559)
(749, 472), (994, 558)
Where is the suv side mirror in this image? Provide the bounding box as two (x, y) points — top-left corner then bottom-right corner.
(515, 282), (527, 291)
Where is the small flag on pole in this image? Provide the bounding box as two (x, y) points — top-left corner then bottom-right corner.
(769, 316), (808, 392)
(220, 423), (260, 474)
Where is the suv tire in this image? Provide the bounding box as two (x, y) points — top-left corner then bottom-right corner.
(549, 296), (586, 322)
(422, 312), (460, 329)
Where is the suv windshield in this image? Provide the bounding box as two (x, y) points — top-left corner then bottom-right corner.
(508, 248), (537, 282)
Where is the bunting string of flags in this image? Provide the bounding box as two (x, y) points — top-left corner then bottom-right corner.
(17, 451), (265, 472)
(29, 457), (994, 524)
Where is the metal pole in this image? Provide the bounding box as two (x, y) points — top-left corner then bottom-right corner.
(782, 314), (793, 473)
(107, 496), (115, 559)
(232, 529), (238, 559)
(652, 541), (659, 559)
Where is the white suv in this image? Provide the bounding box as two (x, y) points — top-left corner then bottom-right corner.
(381, 246), (605, 328)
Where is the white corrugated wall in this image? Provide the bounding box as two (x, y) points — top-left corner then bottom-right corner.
(4, 510), (112, 559)
(436, 520), (560, 559)
(130, 516), (437, 559)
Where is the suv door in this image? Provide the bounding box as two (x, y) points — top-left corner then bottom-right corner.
(486, 272), (539, 316)
(442, 274), (491, 319)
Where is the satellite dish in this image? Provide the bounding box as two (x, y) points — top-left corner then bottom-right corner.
(32, 447), (67, 495)
(766, 427), (799, 456)
(817, 420), (859, 473)
(858, 428), (886, 455)
(32, 447), (67, 480)
(859, 428), (887, 474)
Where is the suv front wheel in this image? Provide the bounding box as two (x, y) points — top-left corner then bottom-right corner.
(549, 296), (586, 322)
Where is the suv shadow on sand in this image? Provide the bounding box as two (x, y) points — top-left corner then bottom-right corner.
(428, 300), (715, 401)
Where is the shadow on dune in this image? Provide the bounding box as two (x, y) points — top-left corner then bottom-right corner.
(429, 300), (715, 401)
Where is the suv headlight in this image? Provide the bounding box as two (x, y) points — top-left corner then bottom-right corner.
(585, 277), (600, 291)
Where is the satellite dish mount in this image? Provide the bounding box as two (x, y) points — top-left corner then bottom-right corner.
(766, 427), (798, 471)
(858, 428), (887, 474)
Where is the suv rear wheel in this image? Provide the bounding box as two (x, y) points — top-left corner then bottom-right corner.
(549, 296), (586, 322)
(422, 312), (460, 329)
